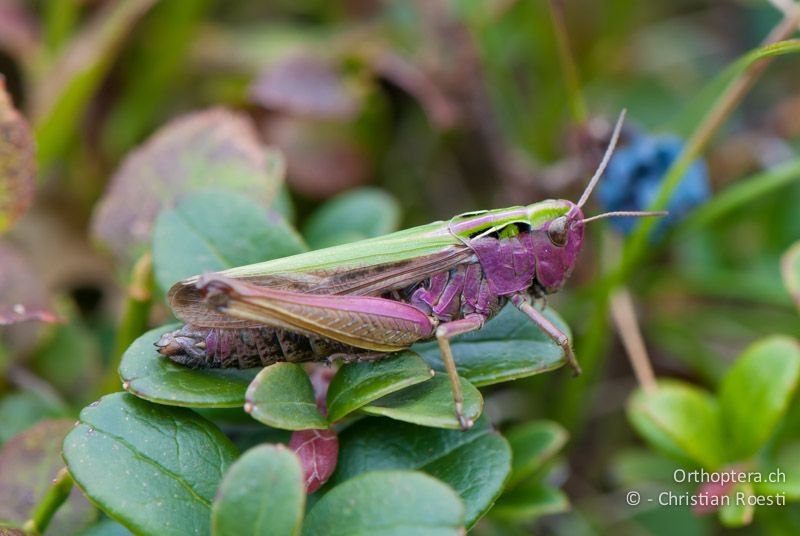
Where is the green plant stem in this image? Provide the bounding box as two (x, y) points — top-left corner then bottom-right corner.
(23, 467), (73, 535)
(548, 0), (587, 123)
(560, 16), (800, 435)
(101, 251), (153, 394)
(618, 35), (800, 283)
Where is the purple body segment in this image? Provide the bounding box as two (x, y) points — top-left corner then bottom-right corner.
(410, 272), (449, 312)
(469, 233), (537, 296)
(529, 207), (585, 291)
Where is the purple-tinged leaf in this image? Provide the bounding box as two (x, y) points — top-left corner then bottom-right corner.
(0, 78), (36, 234)
(264, 115), (369, 199)
(250, 54), (362, 120)
(91, 108), (284, 266)
(0, 242), (59, 325)
(693, 477), (734, 516)
(289, 428), (339, 494)
(309, 365), (336, 416)
(0, 420), (96, 535)
(372, 52), (458, 130)
(0, 0), (38, 61)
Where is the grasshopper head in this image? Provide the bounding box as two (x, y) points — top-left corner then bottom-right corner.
(528, 200), (586, 293)
(529, 110), (667, 294)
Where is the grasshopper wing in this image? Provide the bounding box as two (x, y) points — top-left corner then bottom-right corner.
(169, 233), (473, 328)
(193, 275), (436, 352)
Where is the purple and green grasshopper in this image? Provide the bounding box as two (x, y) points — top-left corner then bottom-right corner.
(156, 111), (665, 429)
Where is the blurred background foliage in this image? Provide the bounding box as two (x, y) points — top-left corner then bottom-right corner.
(1, 0), (800, 534)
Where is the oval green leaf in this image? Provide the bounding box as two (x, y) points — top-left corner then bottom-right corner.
(245, 363), (328, 430)
(490, 480), (569, 522)
(719, 482), (754, 528)
(63, 393), (238, 536)
(628, 381), (726, 469)
(413, 304), (569, 386)
(331, 417), (510, 528)
(326, 351), (434, 423)
(212, 444), (305, 536)
(152, 189), (306, 292)
(0, 391), (68, 445)
(302, 187), (401, 249)
(505, 420), (568, 486)
(361, 374), (482, 429)
(120, 324), (257, 408)
(303, 470), (464, 536)
(75, 518), (133, 536)
(718, 335), (800, 460)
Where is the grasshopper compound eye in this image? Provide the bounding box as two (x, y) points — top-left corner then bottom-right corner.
(547, 216), (569, 247)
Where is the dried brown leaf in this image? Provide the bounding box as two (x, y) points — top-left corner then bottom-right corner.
(0, 78), (36, 234)
(91, 108), (284, 266)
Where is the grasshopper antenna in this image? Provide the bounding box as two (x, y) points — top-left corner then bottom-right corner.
(579, 210), (668, 224)
(576, 109), (626, 210)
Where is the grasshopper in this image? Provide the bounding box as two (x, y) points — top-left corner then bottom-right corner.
(156, 111), (665, 429)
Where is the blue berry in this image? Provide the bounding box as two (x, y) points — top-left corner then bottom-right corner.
(597, 133), (710, 235)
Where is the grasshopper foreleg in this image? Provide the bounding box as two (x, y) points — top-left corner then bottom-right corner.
(511, 294), (582, 376)
(436, 313), (486, 430)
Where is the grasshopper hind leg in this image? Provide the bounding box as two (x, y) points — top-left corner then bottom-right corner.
(435, 313), (486, 430)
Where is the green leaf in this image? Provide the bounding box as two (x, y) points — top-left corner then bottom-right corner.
(505, 420), (568, 486)
(212, 444), (305, 536)
(331, 417), (510, 528)
(302, 187), (401, 249)
(0, 391), (68, 445)
(490, 480), (569, 522)
(0, 420), (96, 535)
(0, 80), (36, 234)
(152, 190), (306, 292)
(33, 0), (157, 168)
(609, 448), (684, 487)
(326, 351), (434, 423)
(782, 241), (800, 310)
(245, 363), (328, 430)
(754, 442), (800, 499)
(91, 108), (285, 267)
(414, 304), (568, 386)
(75, 519), (133, 536)
(33, 313), (102, 405)
(100, 1), (212, 156)
(628, 382), (726, 469)
(120, 324), (257, 408)
(718, 336), (800, 460)
(719, 483), (754, 528)
(361, 375), (483, 429)
(63, 393), (238, 536)
(303, 470), (464, 536)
